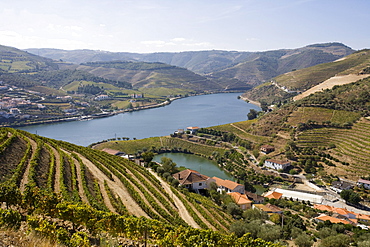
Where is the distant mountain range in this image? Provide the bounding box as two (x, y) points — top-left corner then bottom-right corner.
(26, 42), (354, 90)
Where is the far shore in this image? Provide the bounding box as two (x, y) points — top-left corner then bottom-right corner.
(239, 95), (261, 107)
(2, 91), (248, 128)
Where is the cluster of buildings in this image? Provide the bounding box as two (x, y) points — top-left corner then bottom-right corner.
(172, 169), (281, 213)
(314, 204), (370, 229)
(0, 96), (45, 119)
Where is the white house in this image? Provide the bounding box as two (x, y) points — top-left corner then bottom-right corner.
(172, 169), (210, 192)
(357, 179), (370, 190)
(94, 94), (109, 101)
(264, 159), (291, 170)
(210, 177), (245, 194)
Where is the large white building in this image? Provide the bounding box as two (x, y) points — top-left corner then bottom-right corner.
(264, 159), (291, 170)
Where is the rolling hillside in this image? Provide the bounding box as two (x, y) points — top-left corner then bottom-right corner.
(0, 127), (282, 246)
(27, 42), (354, 91)
(71, 61), (222, 93)
(243, 49), (370, 105)
(0, 45), (58, 73)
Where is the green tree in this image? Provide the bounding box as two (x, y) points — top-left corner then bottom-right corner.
(161, 157), (177, 174)
(319, 234), (351, 247)
(340, 189), (361, 205)
(142, 152), (154, 164)
(227, 202), (243, 217)
(295, 233), (313, 247)
(247, 109), (258, 120)
(229, 220), (248, 237)
(242, 208), (268, 221)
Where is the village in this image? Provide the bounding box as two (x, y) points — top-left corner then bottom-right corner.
(101, 137), (370, 233)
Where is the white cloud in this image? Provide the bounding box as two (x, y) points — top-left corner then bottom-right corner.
(171, 38), (186, 42)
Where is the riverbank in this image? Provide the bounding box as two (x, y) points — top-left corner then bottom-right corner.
(239, 95), (261, 107)
(0, 96), (180, 128)
(3, 91), (246, 128)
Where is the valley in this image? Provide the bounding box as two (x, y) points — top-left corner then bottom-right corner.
(1, 43), (370, 246)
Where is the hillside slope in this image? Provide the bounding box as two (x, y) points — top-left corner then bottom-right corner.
(26, 43), (354, 89)
(243, 49), (370, 104)
(70, 61), (222, 93)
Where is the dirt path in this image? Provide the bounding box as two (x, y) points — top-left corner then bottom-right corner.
(294, 74), (370, 101)
(77, 154), (148, 218)
(149, 170), (200, 228)
(19, 136), (37, 192)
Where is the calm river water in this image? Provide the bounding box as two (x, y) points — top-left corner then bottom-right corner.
(18, 93), (260, 146)
(153, 153), (233, 180)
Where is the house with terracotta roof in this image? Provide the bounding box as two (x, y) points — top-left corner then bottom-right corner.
(314, 204), (357, 219)
(172, 169), (210, 191)
(314, 204), (370, 224)
(356, 214), (370, 223)
(263, 191), (283, 200)
(315, 214), (353, 225)
(264, 159), (291, 170)
(260, 144), (275, 154)
(186, 126), (200, 134)
(357, 178), (370, 189)
(228, 192), (252, 210)
(210, 177), (245, 194)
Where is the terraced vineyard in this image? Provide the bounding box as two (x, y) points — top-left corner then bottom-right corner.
(296, 118), (370, 178)
(0, 127), (235, 232)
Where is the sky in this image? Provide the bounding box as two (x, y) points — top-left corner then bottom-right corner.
(1, 0), (369, 53)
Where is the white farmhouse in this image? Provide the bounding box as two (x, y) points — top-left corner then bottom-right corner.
(264, 159), (291, 170)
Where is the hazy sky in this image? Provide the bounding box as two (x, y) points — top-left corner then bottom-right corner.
(1, 0), (369, 53)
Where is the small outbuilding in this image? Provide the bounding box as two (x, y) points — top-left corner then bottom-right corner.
(260, 144), (275, 154)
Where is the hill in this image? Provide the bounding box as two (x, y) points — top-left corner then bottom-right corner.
(0, 127), (282, 246)
(0, 45), (58, 73)
(243, 49), (370, 105)
(70, 61), (222, 94)
(26, 42), (354, 91)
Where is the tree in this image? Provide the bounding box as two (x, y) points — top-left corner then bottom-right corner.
(160, 157), (177, 174)
(229, 220), (248, 237)
(242, 208), (268, 221)
(227, 202), (243, 217)
(142, 152), (154, 164)
(247, 109), (258, 120)
(340, 189), (361, 205)
(319, 234), (350, 247)
(295, 233), (313, 247)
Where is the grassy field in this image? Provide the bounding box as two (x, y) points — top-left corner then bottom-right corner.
(94, 136), (227, 156)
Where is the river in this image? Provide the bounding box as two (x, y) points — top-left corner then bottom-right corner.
(18, 93), (260, 146)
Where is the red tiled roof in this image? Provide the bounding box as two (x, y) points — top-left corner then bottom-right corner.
(315, 214), (351, 224)
(212, 177), (243, 190)
(229, 192), (252, 205)
(172, 169), (209, 185)
(264, 191), (283, 200)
